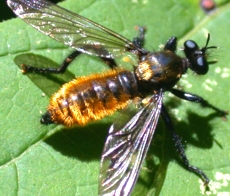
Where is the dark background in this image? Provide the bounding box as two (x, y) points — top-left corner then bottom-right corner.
(1, 0), (62, 21)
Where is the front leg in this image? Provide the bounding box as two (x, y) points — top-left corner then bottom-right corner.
(170, 88), (228, 118)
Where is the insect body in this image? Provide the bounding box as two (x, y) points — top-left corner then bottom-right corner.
(42, 48), (185, 127)
(7, 0), (228, 195)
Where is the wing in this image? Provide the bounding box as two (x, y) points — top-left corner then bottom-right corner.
(7, 0), (139, 58)
(99, 91), (163, 196)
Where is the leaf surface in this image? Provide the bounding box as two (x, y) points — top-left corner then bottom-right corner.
(0, 0), (230, 195)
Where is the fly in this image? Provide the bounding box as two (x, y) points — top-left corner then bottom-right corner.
(7, 0), (228, 195)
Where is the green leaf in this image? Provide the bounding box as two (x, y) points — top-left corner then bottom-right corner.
(1, 0), (230, 195)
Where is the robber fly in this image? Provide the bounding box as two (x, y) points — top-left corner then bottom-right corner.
(7, 0), (227, 195)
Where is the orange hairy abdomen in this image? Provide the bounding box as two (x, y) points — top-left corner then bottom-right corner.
(47, 69), (138, 126)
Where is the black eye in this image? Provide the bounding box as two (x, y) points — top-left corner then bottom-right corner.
(184, 40), (199, 54)
(183, 34), (216, 75)
(195, 56), (209, 74)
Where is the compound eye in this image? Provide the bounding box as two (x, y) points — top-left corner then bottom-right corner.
(184, 40), (208, 75)
(184, 40), (196, 49)
(184, 40), (199, 60)
(194, 56), (209, 75)
(184, 40), (198, 50)
(184, 34), (216, 75)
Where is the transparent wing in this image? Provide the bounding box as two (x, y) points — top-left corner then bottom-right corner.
(7, 0), (138, 58)
(99, 91), (163, 196)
